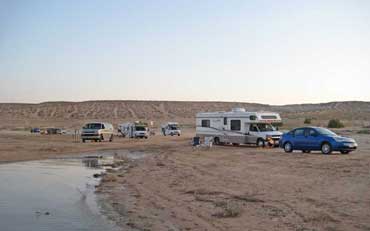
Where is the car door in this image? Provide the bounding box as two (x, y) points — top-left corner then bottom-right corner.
(305, 128), (320, 150)
(292, 128), (305, 149)
(245, 123), (258, 144)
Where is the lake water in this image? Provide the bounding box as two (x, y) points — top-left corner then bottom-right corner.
(0, 157), (120, 231)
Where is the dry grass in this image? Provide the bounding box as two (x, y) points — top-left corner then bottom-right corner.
(101, 174), (118, 183)
(212, 200), (242, 218)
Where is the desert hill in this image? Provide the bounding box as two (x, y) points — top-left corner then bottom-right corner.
(0, 100), (369, 129)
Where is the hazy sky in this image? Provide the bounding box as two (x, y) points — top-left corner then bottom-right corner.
(1, 0), (370, 105)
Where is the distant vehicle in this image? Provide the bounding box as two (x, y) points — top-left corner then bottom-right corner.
(39, 128), (63, 135)
(279, 127), (358, 154)
(118, 121), (149, 139)
(161, 122), (181, 136)
(30, 128), (40, 133)
(196, 108), (283, 147)
(47, 128), (62, 135)
(81, 122), (114, 143)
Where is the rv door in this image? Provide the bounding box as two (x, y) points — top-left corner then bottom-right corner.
(223, 117), (228, 130)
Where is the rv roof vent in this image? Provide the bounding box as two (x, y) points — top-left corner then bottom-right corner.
(232, 108), (246, 112)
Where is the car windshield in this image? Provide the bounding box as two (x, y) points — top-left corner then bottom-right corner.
(315, 128), (337, 136)
(169, 125), (179, 130)
(84, 123), (102, 129)
(135, 126), (146, 131)
(255, 123), (275, 132)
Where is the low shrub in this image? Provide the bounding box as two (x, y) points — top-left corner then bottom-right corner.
(328, 119), (344, 128)
(357, 130), (370, 135)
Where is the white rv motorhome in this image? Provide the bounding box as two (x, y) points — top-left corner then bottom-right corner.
(196, 108), (283, 147)
(118, 122), (149, 139)
(161, 122), (181, 136)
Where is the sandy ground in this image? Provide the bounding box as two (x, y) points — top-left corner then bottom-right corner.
(98, 132), (370, 231)
(1, 130), (370, 231)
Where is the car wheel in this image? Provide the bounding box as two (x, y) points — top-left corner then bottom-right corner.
(284, 142), (293, 153)
(321, 143), (332, 154)
(214, 137), (220, 145)
(99, 135), (103, 142)
(82, 139), (86, 143)
(257, 139), (265, 147)
(109, 135), (113, 142)
(340, 150), (350, 154)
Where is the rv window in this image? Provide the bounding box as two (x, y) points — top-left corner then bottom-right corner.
(201, 120), (211, 128)
(230, 120), (241, 131)
(224, 118), (227, 125)
(261, 115), (277, 120)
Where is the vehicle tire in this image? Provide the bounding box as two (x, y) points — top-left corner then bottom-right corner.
(340, 150), (350, 154)
(321, 143), (332, 154)
(302, 150), (311, 153)
(257, 139), (265, 147)
(284, 142), (293, 153)
(214, 137), (220, 145)
(178, 134), (180, 136)
(109, 135), (113, 142)
(82, 139), (86, 143)
(99, 135), (104, 142)
(232, 143), (240, 146)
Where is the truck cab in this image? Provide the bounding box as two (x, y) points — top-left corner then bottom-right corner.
(161, 122), (181, 136)
(133, 125), (149, 138)
(247, 123), (282, 146)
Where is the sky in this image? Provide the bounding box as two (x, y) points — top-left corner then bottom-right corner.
(1, 0), (370, 105)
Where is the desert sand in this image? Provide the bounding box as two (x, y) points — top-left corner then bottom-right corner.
(1, 128), (369, 231)
(97, 131), (370, 231)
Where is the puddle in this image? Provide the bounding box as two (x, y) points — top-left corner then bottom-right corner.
(0, 155), (125, 231)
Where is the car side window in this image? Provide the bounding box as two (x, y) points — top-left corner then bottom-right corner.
(309, 129), (317, 137)
(294, 129), (304, 136)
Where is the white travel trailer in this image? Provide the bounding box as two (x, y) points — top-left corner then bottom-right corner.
(196, 108), (283, 147)
(118, 121), (149, 139)
(161, 122), (181, 136)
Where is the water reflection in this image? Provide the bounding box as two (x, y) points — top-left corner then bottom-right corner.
(0, 158), (119, 231)
(82, 158), (99, 168)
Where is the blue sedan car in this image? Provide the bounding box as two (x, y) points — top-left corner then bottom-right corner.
(279, 127), (357, 154)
